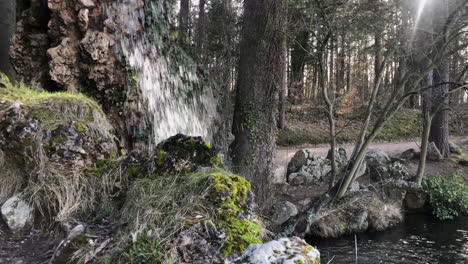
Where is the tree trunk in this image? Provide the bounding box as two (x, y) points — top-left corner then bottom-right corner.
(196, 0), (206, 58)
(290, 30), (308, 104)
(0, 0), (16, 80)
(429, 0), (450, 158)
(278, 31), (287, 130)
(178, 0), (190, 44)
(230, 0), (286, 208)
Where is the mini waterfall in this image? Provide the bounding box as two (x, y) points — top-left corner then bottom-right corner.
(106, 0), (215, 146)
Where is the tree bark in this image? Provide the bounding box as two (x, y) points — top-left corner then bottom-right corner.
(196, 0), (206, 58)
(230, 0), (286, 208)
(0, 0), (16, 80)
(429, 0), (450, 157)
(178, 0), (190, 44)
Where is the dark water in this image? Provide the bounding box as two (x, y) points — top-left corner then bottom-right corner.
(309, 214), (468, 264)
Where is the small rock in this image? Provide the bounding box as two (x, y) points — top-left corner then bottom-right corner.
(348, 210), (369, 233)
(1, 195), (33, 233)
(427, 142), (443, 161)
(78, 0), (95, 8)
(405, 192), (427, 209)
(400, 148), (416, 160)
(449, 142), (462, 155)
(366, 149), (391, 164)
(272, 166), (287, 184)
(234, 237), (320, 264)
(272, 201), (298, 225)
(349, 181), (360, 192)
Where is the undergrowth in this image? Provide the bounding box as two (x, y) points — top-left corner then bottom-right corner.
(423, 173), (468, 220)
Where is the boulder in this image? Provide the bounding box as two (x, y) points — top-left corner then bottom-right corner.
(234, 237), (320, 264)
(1, 195), (33, 233)
(366, 149), (408, 180)
(272, 166), (287, 184)
(327, 147), (348, 166)
(366, 149), (391, 164)
(349, 181), (360, 192)
(449, 142), (462, 155)
(427, 142), (443, 161)
(153, 134), (220, 174)
(400, 148), (416, 160)
(272, 201), (298, 225)
(287, 149), (311, 174)
(348, 209), (369, 234)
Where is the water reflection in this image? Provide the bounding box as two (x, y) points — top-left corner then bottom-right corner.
(308, 214), (468, 263)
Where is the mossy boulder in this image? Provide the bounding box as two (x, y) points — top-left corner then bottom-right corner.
(116, 168), (261, 263)
(0, 73), (117, 171)
(449, 142), (463, 155)
(153, 133), (220, 174)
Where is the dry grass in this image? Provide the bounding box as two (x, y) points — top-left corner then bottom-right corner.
(0, 150), (24, 204)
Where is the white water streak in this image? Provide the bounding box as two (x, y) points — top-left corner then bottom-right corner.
(106, 0), (214, 145)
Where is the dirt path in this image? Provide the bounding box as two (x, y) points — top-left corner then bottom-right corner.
(275, 137), (468, 166)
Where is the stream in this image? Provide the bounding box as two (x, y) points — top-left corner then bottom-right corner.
(309, 214), (468, 264)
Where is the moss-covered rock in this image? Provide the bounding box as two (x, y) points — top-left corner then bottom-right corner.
(153, 133), (220, 174)
(449, 142), (463, 155)
(115, 168), (261, 263)
(0, 73), (118, 223)
(0, 73), (117, 171)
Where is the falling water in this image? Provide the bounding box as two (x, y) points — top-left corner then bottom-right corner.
(106, 0), (215, 146)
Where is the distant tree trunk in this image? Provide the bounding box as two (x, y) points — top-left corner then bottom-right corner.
(196, 0), (206, 58)
(178, 0), (190, 44)
(230, 0), (286, 208)
(278, 21), (287, 130)
(290, 30), (308, 104)
(0, 0), (16, 80)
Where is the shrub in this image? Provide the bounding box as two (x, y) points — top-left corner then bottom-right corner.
(423, 173), (468, 220)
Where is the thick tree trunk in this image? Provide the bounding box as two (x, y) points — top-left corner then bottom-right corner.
(429, 0), (450, 157)
(429, 64), (450, 157)
(230, 0), (286, 208)
(0, 0), (16, 80)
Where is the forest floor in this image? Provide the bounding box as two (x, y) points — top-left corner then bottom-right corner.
(276, 104), (468, 146)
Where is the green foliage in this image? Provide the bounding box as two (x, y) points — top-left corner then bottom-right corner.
(423, 173), (468, 220)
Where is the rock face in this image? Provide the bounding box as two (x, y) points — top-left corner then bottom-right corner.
(427, 142), (443, 161)
(272, 201), (298, 225)
(1, 195), (33, 233)
(234, 237), (320, 264)
(287, 148), (350, 186)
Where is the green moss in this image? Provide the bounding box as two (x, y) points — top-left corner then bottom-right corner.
(75, 122), (86, 133)
(127, 165), (142, 178)
(241, 102), (261, 140)
(294, 260), (304, 264)
(208, 171), (262, 254)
